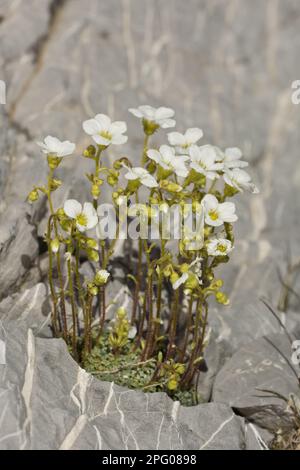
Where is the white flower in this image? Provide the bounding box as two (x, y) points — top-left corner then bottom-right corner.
(201, 194), (238, 227)
(83, 114), (127, 146)
(172, 257), (202, 290)
(223, 168), (259, 194)
(95, 269), (110, 285)
(167, 128), (203, 154)
(64, 199), (98, 232)
(207, 238), (233, 256)
(189, 145), (223, 180)
(37, 136), (75, 157)
(147, 145), (189, 177)
(124, 167), (158, 188)
(216, 147), (248, 170)
(128, 105), (175, 129)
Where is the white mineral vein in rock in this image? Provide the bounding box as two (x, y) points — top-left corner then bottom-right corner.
(59, 414), (88, 450)
(0, 339), (5, 364)
(20, 329), (35, 450)
(199, 413), (235, 450)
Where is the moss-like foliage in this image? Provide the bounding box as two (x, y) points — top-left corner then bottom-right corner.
(82, 333), (200, 406)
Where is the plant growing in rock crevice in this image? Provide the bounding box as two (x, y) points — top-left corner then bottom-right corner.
(28, 105), (259, 402)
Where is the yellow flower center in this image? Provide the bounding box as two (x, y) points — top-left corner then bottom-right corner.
(76, 213), (88, 227)
(217, 243), (227, 253)
(208, 210), (219, 221)
(99, 130), (112, 140)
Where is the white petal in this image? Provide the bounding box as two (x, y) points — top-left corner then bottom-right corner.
(138, 105), (156, 119)
(155, 107), (175, 120)
(83, 202), (97, 219)
(110, 121), (127, 135)
(225, 147), (243, 160)
(92, 135), (111, 146)
(147, 149), (162, 164)
(124, 169), (138, 180)
(44, 136), (60, 152)
(57, 141), (76, 157)
(189, 145), (201, 161)
(185, 128), (203, 143)
(111, 134), (128, 145)
(160, 145), (174, 161)
(95, 114), (111, 129)
(36, 141), (49, 153)
(128, 107), (144, 118)
(160, 118), (176, 128)
(167, 132), (185, 146)
(64, 199), (82, 219)
(142, 175), (158, 188)
(202, 194), (219, 211)
(83, 118), (101, 136)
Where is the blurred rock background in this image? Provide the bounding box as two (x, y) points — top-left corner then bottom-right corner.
(1, 0), (300, 317)
(1, 0), (300, 450)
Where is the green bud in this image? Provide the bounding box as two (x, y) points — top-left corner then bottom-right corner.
(27, 189), (39, 203)
(49, 178), (62, 191)
(142, 118), (159, 136)
(83, 145), (96, 158)
(87, 283), (98, 296)
(86, 238), (98, 249)
(47, 155), (62, 169)
(87, 249), (99, 262)
(215, 291), (230, 305)
(91, 184), (101, 199)
(50, 238), (60, 253)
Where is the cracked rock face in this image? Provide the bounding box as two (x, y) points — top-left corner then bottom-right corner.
(0, 285), (263, 450)
(213, 333), (300, 433)
(0, 0), (300, 450)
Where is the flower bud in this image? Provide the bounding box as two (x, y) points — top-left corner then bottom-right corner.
(50, 238), (60, 253)
(215, 291), (229, 305)
(142, 118), (159, 136)
(94, 269), (110, 286)
(86, 238), (98, 249)
(91, 184), (101, 199)
(27, 189), (39, 203)
(160, 180), (182, 193)
(47, 155), (62, 169)
(83, 145), (96, 158)
(87, 283), (98, 296)
(87, 249), (99, 262)
(49, 178), (62, 191)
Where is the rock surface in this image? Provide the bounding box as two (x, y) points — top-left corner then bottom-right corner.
(213, 333), (300, 433)
(0, 285), (265, 450)
(0, 0), (300, 450)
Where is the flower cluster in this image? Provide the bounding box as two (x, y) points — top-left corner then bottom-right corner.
(28, 105), (258, 396)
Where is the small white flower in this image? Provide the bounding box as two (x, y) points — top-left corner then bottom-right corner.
(202, 194), (238, 227)
(189, 145), (223, 180)
(83, 114), (127, 146)
(167, 128), (203, 154)
(216, 147), (249, 170)
(147, 145), (189, 177)
(64, 199), (98, 232)
(223, 168), (259, 194)
(95, 269), (110, 285)
(207, 238), (233, 256)
(172, 257), (202, 290)
(124, 167), (158, 188)
(129, 105), (175, 128)
(37, 136), (75, 157)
